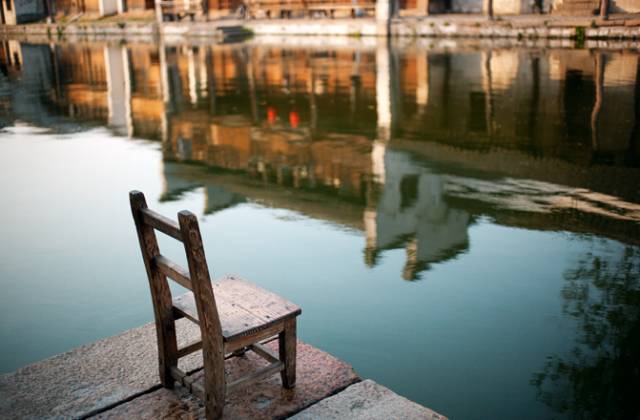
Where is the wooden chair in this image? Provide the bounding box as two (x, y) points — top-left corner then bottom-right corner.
(129, 190), (301, 419)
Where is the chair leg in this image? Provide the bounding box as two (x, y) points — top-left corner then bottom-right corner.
(155, 314), (178, 388)
(278, 318), (297, 388)
(203, 383), (225, 420)
(203, 348), (226, 419)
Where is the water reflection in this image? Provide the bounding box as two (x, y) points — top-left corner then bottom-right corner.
(157, 39), (640, 280)
(1, 37), (640, 419)
(2, 38), (640, 275)
(3, 41), (640, 162)
(531, 245), (640, 419)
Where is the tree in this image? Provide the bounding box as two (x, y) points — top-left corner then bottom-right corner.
(531, 245), (640, 419)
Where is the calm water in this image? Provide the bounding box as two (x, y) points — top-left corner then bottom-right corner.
(1, 38), (639, 419)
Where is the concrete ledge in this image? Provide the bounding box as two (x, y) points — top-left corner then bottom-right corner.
(91, 340), (360, 419)
(291, 379), (447, 420)
(3, 15), (640, 42)
(161, 22), (251, 40)
(393, 18), (640, 39)
(0, 320), (360, 419)
(0, 319), (204, 419)
(0, 22), (156, 35)
(246, 18), (377, 36)
(0, 318), (445, 419)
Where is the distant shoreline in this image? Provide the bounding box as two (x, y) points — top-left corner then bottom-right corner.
(2, 14), (640, 43)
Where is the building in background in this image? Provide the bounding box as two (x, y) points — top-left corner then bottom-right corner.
(0, 0), (47, 24)
(1, 0), (640, 23)
(399, 0), (640, 15)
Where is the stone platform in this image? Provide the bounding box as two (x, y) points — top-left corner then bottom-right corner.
(3, 13), (640, 42)
(0, 320), (445, 419)
(291, 380), (444, 420)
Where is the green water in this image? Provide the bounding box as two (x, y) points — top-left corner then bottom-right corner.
(0, 38), (639, 419)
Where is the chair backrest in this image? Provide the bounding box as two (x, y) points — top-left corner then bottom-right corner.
(129, 190), (224, 348)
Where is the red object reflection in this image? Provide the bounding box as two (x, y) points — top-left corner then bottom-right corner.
(267, 107), (277, 124)
(289, 111), (299, 128)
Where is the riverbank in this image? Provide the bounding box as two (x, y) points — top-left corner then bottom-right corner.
(0, 319), (444, 419)
(2, 12), (640, 41)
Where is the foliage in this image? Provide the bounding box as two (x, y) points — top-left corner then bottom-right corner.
(531, 245), (640, 419)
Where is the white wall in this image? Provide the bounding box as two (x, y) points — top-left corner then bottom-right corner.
(104, 45), (131, 135)
(612, 0), (640, 13)
(100, 0), (119, 15)
(1, 0), (18, 24)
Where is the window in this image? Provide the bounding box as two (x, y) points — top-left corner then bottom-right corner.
(400, 174), (419, 209)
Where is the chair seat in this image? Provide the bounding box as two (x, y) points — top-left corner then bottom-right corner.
(173, 275), (301, 342)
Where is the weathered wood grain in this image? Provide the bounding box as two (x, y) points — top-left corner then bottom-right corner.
(224, 323), (284, 354)
(173, 277), (301, 341)
(154, 255), (192, 290)
(279, 317), (297, 388)
(249, 343), (280, 364)
(131, 192), (302, 419)
(141, 207), (183, 241)
(215, 276), (302, 324)
(178, 210), (226, 420)
(174, 292), (265, 338)
(226, 361), (285, 394)
(129, 191), (179, 388)
(177, 340), (203, 358)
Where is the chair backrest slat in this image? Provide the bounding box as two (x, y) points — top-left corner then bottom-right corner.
(141, 208), (183, 241)
(130, 190), (225, 405)
(129, 190), (179, 384)
(130, 191), (223, 341)
(154, 254), (192, 290)
(177, 209), (226, 397)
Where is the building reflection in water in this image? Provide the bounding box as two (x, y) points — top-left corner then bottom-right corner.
(364, 150), (471, 280)
(2, 37), (640, 418)
(1, 39), (640, 283)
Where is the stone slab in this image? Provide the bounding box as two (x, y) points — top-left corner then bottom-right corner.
(0, 320), (204, 419)
(247, 19), (378, 37)
(290, 379), (447, 420)
(92, 386), (202, 419)
(0, 319), (359, 420)
(91, 340), (360, 419)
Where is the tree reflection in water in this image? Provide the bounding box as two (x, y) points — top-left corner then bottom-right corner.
(531, 246), (640, 419)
